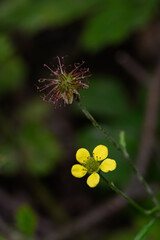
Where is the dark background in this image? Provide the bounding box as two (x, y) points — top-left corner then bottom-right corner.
(0, 0), (160, 239)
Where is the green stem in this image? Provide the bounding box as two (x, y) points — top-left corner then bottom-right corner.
(76, 100), (159, 207)
(100, 173), (158, 216)
(147, 206), (160, 216)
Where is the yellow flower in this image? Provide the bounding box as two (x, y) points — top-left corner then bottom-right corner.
(71, 145), (116, 188)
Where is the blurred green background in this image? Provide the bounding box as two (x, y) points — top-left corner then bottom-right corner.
(0, 0), (160, 239)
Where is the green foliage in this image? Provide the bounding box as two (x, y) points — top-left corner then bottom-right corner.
(0, 124), (61, 176)
(0, 0), (96, 33)
(0, 143), (19, 174)
(0, 0), (159, 53)
(82, 0), (159, 52)
(0, 100), (62, 176)
(80, 76), (129, 117)
(19, 100), (62, 176)
(0, 34), (14, 60)
(0, 33), (27, 94)
(148, 219), (160, 240)
(0, 236), (6, 240)
(15, 204), (37, 236)
(0, 1), (159, 238)
(0, 153), (7, 167)
(102, 216), (160, 240)
(134, 216), (160, 240)
(134, 218), (156, 240)
(20, 122), (61, 175)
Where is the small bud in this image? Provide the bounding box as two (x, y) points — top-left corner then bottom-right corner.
(119, 131), (129, 157)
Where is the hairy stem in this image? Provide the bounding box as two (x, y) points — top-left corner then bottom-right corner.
(100, 173), (159, 216)
(76, 100), (159, 207)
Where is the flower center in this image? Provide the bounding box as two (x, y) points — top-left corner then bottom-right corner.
(84, 157), (100, 174)
(58, 73), (73, 91)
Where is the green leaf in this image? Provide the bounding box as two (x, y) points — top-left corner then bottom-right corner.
(0, 34), (14, 61)
(15, 205), (37, 236)
(0, 0), (97, 33)
(80, 76), (129, 117)
(0, 33), (27, 94)
(0, 123), (62, 176)
(0, 56), (27, 94)
(134, 218), (156, 240)
(82, 0), (159, 51)
(19, 123), (62, 176)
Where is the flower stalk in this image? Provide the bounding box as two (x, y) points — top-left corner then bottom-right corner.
(100, 172), (159, 216)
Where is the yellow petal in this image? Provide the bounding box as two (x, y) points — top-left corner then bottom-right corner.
(93, 145), (108, 161)
(76, 148), (90, 164)
(86, 172), (100, 188)
(71, 164), (87, 178)
(99, 158), (116, 172)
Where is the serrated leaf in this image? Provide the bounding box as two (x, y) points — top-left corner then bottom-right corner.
(134, 218), (156, 240)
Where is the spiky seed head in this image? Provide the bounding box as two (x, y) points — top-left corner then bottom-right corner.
(37, 56), (90, 107)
